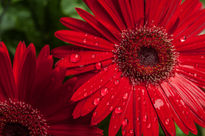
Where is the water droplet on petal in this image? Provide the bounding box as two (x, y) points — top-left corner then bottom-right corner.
(165, 118), (170, 125)
(106, 102), (110, 106)
(115, 107), (122, 114)
(83, 38), (87, 43)
(180, 36), (186, 42)
(143, 115), (147, 122)
(137, 97), (141, 101)
(104, 67), (108, 71)
(83, 92), (88, 97)
(109, 106), (113, 111)
(91, 54), (96, 59)
(96, 62), (102, 70)
(142, 89), (145, 95)
(122, 119), (128, 127)
(129, 129), (134, 134)
(147, 123), (151, 128)
(123, 93), (128, 100)
(154, 99), (164, 110)
(70, 53), (80, 63)
(114, 80), (119, 85)
(93, 98), (100, 105)
(95, 41), (99, 46)
(101, 88), (108, 96)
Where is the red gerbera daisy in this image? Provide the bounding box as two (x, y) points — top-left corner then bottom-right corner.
(0, 42), (102, 136)
(53, 0), (205, 135)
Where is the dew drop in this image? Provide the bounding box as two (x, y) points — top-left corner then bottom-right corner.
(137, 97), (141, 101)
(101, 88), (108, 96)
(143, 115), (148, 122)
(96, 62), (102, 70)
(91, 54), (96, 59)
(95, 41), (99, 46)
(122, 119), (128, 127)
(165, 118), (170, 125)
(109, 106), (113, 111)
(142, 89), (145, 95)
(180, 36), (186, 42)
(154, 99), (164, 110)
(123, 93), (128, 100)
(104, 67), (108, 71)
(129, 129), (134, 134)
(114, 80), (120, 85)
(83, 92), (88, 97)
(93, 98), (100, 105)
(147, 123), (151, 128)
(115, 107), (122, 114)
(106, 102), (110, 106)
(83, 38), (87, 43)
(70, 53), (80, 63)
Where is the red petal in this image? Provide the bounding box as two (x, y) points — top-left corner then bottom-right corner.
(131, 0), (144, 25)
(17, 44), (36, 101)
(0, 42), (16, 99)
(91, 75), (126, 125)
(147, 84), (176, 136)
(161, 81), (197, 134)
(174, 9), (205, 38)
(65, 59), (113, 76)
(49, 124), (103, 136)
(108, 79), (131, 136)
(118, 0), (134, 28)
(83, 0), (121, 40)
(60, 17), (101, 37)
(55, 49), (112, 69)
(13, 41), (26, 86)
(121, 91), (134, 136)
(169, 74), (205, 126)
(76, 8), (119, 43)
(71, 65), (117, 101)
(55, 30), (114, 51)
(98, 0), (126, 30)
(134, 86), (159, 136)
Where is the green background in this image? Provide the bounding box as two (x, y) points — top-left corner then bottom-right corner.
(0, 0), (204, 135)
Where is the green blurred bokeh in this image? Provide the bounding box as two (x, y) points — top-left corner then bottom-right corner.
(0, 0), (204, 136)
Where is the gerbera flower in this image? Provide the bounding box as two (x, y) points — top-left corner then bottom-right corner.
(53, 0), (205, 135)
(0, 42), (102, 136)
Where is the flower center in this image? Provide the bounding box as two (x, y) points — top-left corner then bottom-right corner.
(0, 99), (48, 136)
(2, 123), (29, 136)
(138, 47), (159, 67)
(113, 25), (177, 85)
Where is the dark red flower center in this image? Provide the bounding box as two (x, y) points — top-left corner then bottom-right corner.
(0, 99), (48, 136)
(2, 123), (29, 136)
(113, 26), (177, 84)
(138, 46), (159, 67)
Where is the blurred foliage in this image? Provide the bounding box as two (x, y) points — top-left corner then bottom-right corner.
(0, 0), (205, 136)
